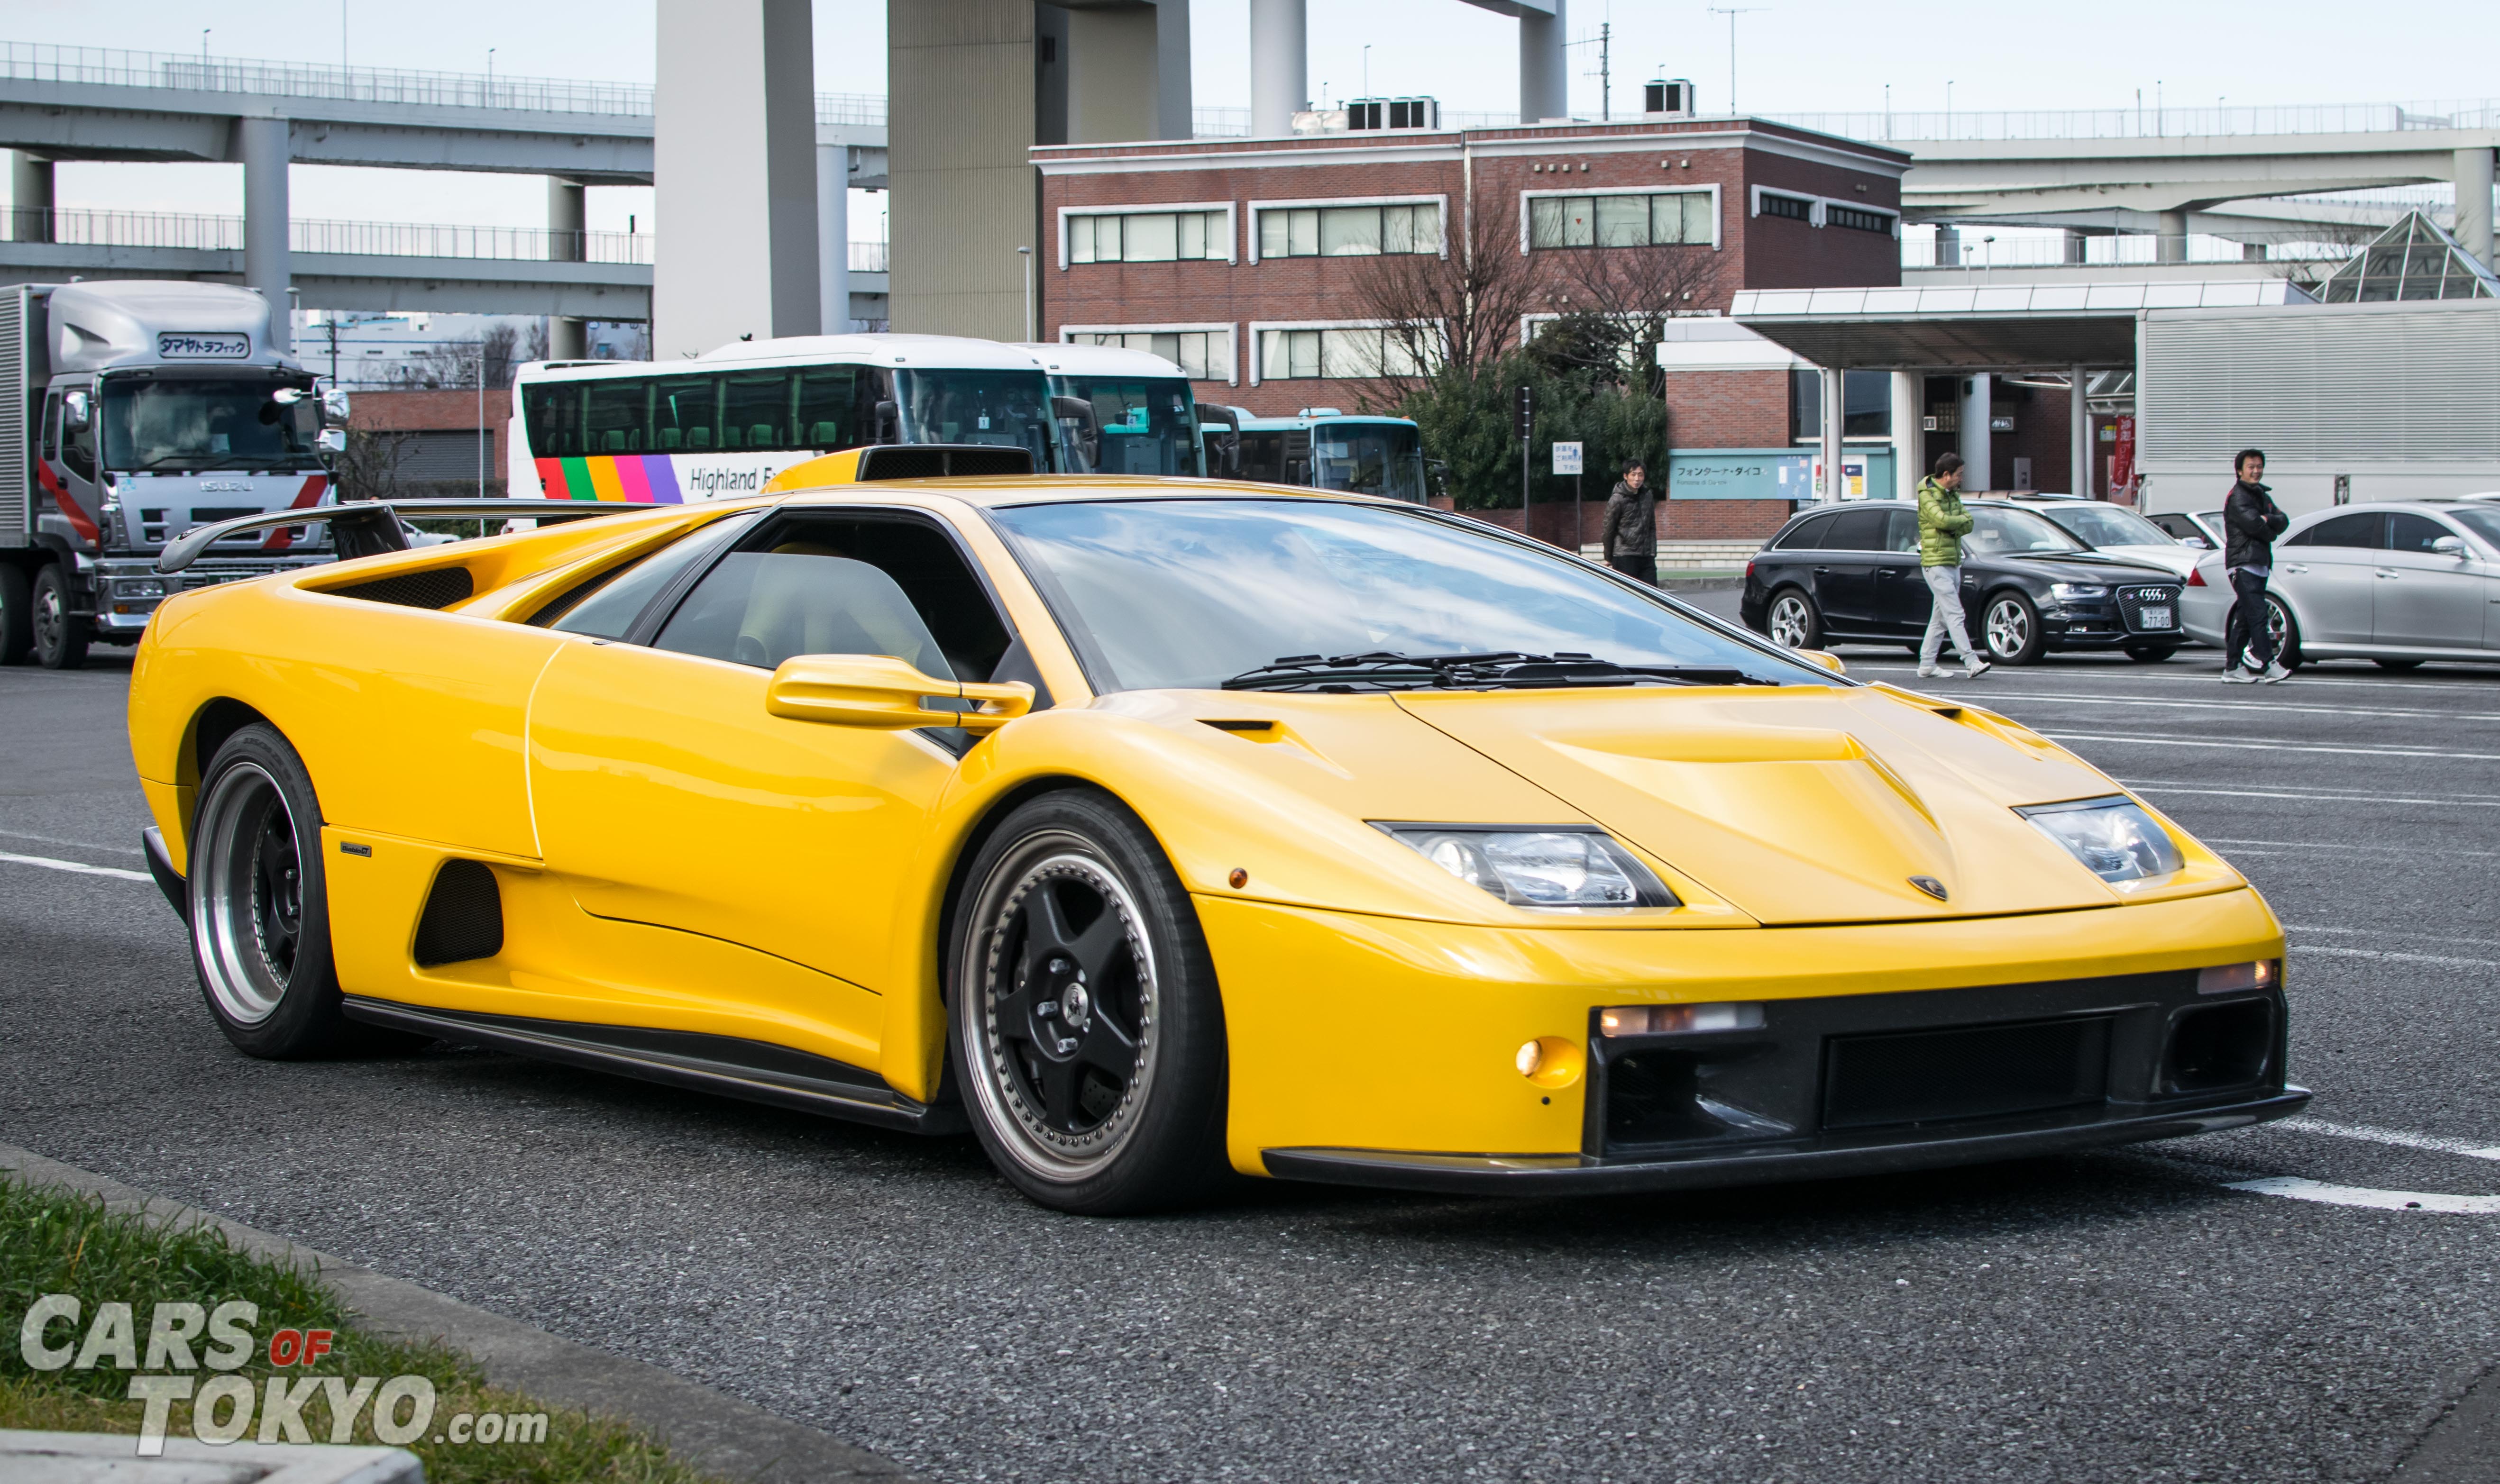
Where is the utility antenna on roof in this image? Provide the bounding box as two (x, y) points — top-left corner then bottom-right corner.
(1706, 8), (1766, 113)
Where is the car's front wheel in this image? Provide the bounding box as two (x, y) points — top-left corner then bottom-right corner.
(1766, 588), (1822, 650)
(949, 790), (1229, 1215)
(1982, 591), (2046, 665)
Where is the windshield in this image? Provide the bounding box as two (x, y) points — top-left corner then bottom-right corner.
(1311, 421), (1426, 502)
(992, 498), (1827, 692)
(2040, 502), (2174, 547)
(2446, 507), (2500, 551)
(100, 377), (319, 472)
(1053, 376), (1202, 476)
(1964, 506), (2087, 557)
(894, 368), (1067, 472)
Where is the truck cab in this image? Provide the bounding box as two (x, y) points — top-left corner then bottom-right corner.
(1223, 408), (1429, 503)
(4, 280), (344, 668)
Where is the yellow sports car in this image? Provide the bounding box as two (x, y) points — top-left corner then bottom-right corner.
(128, 472), (2306, 1214)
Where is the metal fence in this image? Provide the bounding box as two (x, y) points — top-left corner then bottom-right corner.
(1903, 231), (2367, 272)
(3, 207), (898, 271)
(1773, 100), (2500, 144)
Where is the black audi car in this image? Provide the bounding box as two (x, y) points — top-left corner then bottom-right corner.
(1740, 500), (2188, 664)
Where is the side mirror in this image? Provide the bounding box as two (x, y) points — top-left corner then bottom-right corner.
(1799, 649), (1847, 676)
(2433, 535), (2467, 558)
(2180, 535), (2211, 549)
(322, 387), (352, 422)
(766, 653), (1034, 734)
(316, 428), (348, 455)
(62, 390), (89, 430)
(874, 399), (901, 445)
(272, 386), (307, 405)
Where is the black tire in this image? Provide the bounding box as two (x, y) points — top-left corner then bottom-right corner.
(2267, 597), (2304, 671)
(2124, 644), (2177, 663)
(2374, 658), (2424, 672)
(1764, 587), (1822, 650)
(1980, 590), (2046, 665)
(189, 723), (409, 1058)
(0, 563), (31, 666)
(948, 789), (1229, 1215)
(30, 563), (89, 671)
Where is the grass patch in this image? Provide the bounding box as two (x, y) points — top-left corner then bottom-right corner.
(1, 1174), (727, 1483)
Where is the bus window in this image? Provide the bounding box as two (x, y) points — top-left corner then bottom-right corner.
(720, 370), (790, 451)
(524, 380), (582, 457)
(1076, 379), (1197, 476)
(652, 374), (716, 451)
(1236, 429), (1287, 484)
(583, 379), (645, 454)
(894, 368), (1062, 469)
(1311, 422), (1426, 502)
(793, 364), (874, 451)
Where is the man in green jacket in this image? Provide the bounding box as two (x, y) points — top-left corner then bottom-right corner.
(1915, 451), (1990, 679)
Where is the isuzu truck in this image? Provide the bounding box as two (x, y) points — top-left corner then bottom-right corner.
(2, 280), (346, 668)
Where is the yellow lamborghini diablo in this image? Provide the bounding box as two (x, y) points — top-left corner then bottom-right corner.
(128, 476), (2305, 1213)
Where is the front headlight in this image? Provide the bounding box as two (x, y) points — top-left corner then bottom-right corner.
(2017, 796), (2182, 882)
(1375, 824), (1678, 910)
(110, 577), (165, 600)
(2051, 582), (2109, 600)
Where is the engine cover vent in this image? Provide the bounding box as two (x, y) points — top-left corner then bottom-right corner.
(331, 566), (475, 610)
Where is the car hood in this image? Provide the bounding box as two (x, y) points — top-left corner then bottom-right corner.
(2087, 543), (2200, 578)
(1395, 684), (2144, 925)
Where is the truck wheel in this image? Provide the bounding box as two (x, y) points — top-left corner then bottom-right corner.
(30, 564), (89, 671)
(0, 564), (30, 665)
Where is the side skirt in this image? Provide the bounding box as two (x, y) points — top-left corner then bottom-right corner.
(339, 997), (969, 1136)
(139, 827), (188, 925)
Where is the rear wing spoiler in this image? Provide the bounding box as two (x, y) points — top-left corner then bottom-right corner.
(157, 499), (670, 574)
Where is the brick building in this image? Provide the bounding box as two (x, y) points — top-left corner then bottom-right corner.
(340, 389), (513, 501)
(1035, 114), (1910, 541)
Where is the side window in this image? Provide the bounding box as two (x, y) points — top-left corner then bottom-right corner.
(651, 375), (718, 451)
(582, 379), (647, 454)
(1822, 509), (1887, 551)
(1771, 516), (1830, 550)
(652, 514), (1014, 683)
(523, 381), (582, 457)
(2291, 512), (2382, 549)
(719, 371), (792, 452)
(39, 391), (60, 462)
(62, 391), (95, 481)
(537, 512), (761, 636)
(2387, 513), (2457, 554)
(792, 365), (870, 452)
(1881, 509), (1920, 553)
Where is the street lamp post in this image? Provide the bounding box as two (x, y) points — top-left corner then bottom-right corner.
(1017, 246), (1034, 343)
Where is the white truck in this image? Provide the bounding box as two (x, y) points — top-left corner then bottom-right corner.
(1, 280), (348, 668)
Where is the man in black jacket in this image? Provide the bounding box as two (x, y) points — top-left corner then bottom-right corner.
(1602, 460), (1657, 584)
(2221, 448), (2291, 684)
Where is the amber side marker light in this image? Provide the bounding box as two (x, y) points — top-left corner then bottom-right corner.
(2197, 960), (2280, 995)
(1599, 1002), (1766, 1037)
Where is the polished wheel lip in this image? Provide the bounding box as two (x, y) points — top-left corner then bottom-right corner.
(1985, 597), (2031, 659)
(962, 836), (1161, 1184)
(1767, 594), (1813, 648)
(31, 578), (64, 657)
(192, 761), (300, 1027)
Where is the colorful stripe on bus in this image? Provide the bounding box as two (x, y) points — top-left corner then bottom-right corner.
(535, 455), (687, 503)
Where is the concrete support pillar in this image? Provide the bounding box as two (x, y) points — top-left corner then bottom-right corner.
(237, 116), (291, 351)
(654, 0), (819, 357)
(1152, 0), (1193, 141)
(818, 144), (851, 334)
(2069, 364), (2091, 500)
(1959, 373), (1992, 491)
(2456, 146), (2496, 272)
(2158, 208), (2189, 264)
(547, 176), (587, 359)
(1067, 4), (1190, 144)
(1820, 366), (1844, 502)
(1935, 226), (1959, 267)
(1519, 0), (1568, 123)
(7, 151), (52, 243)
(1890, 371), (1923, 501)
(2062, 228), (2087, 265)
(1249, 0), (1306, 137)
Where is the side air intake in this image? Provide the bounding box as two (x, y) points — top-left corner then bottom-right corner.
(412, 860), (504, 967)
(330, 566), (475, 610)
(855, 445), (1036, 481)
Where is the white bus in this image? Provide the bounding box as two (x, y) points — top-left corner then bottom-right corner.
(511, 333), (1072, 502)
(1022, 342), (1205, 477)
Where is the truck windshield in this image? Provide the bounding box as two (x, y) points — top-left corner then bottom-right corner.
(893, 368), (1068, 472)
(101, 378), (319, 472)
(1310, 421), (1425, 503)
(1051, 376), (1202, 476)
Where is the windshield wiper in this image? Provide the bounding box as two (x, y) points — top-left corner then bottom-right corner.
(1220, 651), (1782, 692)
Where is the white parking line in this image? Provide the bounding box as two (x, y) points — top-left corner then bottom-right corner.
(2213, 839), (2500, 859)
(2125, 782), (2500, 808)
(2274, 1116), (2500, 1162)
(0, 827), (142, 857)
(1978, 692), (2500, 723)
(2047, 731), (2500, 761)
(1850, 663), (2500, 695)
(2225, 1177), (2500, 1213)
(0, 850), (153, 884)
(2290, 944), (2500, 969)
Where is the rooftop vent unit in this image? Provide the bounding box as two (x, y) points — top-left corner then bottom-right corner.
(1346, 97), (1440, 131)
(1644, 79), (1696, 118)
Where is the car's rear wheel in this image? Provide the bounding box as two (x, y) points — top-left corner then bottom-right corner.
(1766, 588), (1821, 650)
(31, 564), (88, 671)
(191, 723), (402, 1058)
(2267, 597), (2303, 671)
(1982, 591), (2045, 665)
(2124, 644), (2177, 663)
(949, 790), (1229, 1215)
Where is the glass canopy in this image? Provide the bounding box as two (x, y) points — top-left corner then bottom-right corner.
(2313, 212), (2500, 303)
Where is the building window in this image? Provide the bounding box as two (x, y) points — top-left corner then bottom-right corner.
(1257, 202), (1440, 258)
(1069, 330), (1236, 383)
(1827, 204), (1890, 234)
(1791, 369), (1892, 440)
(1759, 192), (1813, 222)
(1527, 191), (1714, 249)
(1256, 327), (1425, 381)
(1070, 210), (1227, 264)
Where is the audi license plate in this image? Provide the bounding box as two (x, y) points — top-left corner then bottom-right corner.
(2139, 605), (2173, 629)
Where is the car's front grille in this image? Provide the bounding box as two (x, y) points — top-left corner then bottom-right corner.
(2118, 587), (2179, 632)
(1822, 1016), (2112, 1130)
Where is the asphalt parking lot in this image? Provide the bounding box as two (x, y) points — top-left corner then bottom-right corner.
(7, 634), (2500, 1484)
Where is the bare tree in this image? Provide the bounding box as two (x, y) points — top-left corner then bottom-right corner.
(331, 428), (420, 502)
(1538, 239), (1724, 390)
(1352, 191), (1545, 401)
(399, 319), (551, 390)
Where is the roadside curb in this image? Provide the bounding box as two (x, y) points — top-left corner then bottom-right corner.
(0, 1142), (921, 1484)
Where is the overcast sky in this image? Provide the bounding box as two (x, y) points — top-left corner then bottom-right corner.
(6, 0), (2494, 235)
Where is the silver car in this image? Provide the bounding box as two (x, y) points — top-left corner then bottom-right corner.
(2179, 501), (2500, 670)
(2015, 497), (2205, 580)
(2146, 510), (2226, 551)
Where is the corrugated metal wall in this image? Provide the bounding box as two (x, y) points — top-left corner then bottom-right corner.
(0, 289), (23, 541)
(2141, 300), (2500, 464)
(889, 0), (1040, 340)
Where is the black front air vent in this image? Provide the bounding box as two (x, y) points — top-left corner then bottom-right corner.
(855, 445), (1035, 481)
(412, 860), (504, 967)
(1822, 1016), (2111, 1130)
(330, 567), (475, 610)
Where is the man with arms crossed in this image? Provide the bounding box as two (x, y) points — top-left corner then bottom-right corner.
(2222, 448), (2292, 684)
(1916, 451), (1990, 679)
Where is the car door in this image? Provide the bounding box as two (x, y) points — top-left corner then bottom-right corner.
(1810, 507), (1891, 635)
(2276, 511), (2380, 648)
(1870, 507), (1932, 634)
(525, 504), (1025, 1064)
(2372, 512), (2486, 653)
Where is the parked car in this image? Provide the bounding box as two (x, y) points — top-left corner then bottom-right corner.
(2179, 501), (2500, 670)
(1741, 500), (2189, 664)
(2012, 497), (2205, 580)
(2146, 510), (2226, 550)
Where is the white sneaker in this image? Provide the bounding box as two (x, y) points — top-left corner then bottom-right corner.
(2258, 662), (2292, 684)
(1956, 658), (1992, 679)
(1916, 663), (1942, 678)
(2221, 665), (2257, 684)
